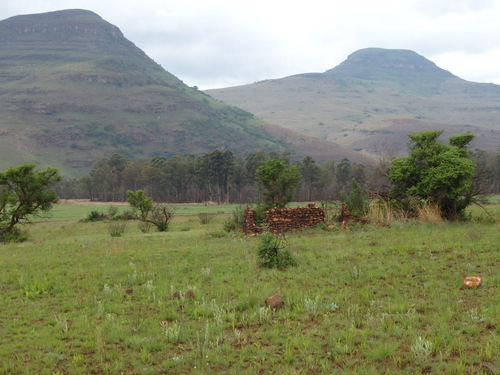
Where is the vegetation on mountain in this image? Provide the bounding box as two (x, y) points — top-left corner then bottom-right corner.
(0, 163), (61, 242)
(389, 131), (477, 220)
(0, 9), (326, 176)
(208, 48), (500, 158)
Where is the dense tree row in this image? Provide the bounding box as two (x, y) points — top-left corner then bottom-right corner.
(55, 146), (500, 203)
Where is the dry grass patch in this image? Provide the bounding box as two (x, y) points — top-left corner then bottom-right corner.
(416, 202), (443, 225)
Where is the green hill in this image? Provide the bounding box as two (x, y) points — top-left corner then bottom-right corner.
(0, 9), (359, 177)
(207, 48), (500, 157)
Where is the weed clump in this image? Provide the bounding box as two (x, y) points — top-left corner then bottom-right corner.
(198, 212), (215, 224)
(223, 205), (245, 232)
(257, 233), (296, 269)
(108, 219), (126, 237)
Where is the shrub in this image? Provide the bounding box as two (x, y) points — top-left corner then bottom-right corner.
(0, 226), (28, 243)
(341, 178), (370, 219)
(127, 190), (175, 232)
(389, 130), (476, 220)
(108, 219), (126, 237)
(257, 233), (297, 269)
(223, 205), (245, 232)
(198, 213), (215, 224)
(82, 210), (107, 222)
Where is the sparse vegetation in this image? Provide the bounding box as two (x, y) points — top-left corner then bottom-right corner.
(0, 201), (498, 373)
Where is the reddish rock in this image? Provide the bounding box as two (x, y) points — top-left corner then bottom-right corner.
(185, 289), (195, 299)
(463, 276), (482, 288)
(265, 293), (284, 310)
(172, 291), (181, 299)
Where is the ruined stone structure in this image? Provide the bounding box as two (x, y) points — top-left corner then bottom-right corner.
(243, 203), (325, 235)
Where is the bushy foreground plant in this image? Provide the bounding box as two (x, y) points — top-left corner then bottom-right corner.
(389, 130), (476, 220)
(257, 233), (297, 269)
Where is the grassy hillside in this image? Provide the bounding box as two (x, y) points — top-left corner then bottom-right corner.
(207, 48), (500, 157)
(0, 203), (498, 373)
(0, 10), (354, 177)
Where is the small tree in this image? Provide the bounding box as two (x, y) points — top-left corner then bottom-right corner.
(389, 130), (476, 220)
(341, 178), (370, 219)
(256, 159), (302, 209)
(0, 163), (61, 241)
(126, 190), (175, 232)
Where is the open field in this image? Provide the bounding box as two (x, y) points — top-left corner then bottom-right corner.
(1, 204), (499, 374)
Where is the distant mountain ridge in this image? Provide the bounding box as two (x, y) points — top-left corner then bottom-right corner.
(0, 9), (360, 177)
(208, 48), (500, 157)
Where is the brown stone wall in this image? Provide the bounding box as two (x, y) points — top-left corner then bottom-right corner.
(242, 206), (263, 235)
(243, 204), (325, 235)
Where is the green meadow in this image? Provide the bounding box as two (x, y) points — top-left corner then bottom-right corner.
(0, 202), (499, 374)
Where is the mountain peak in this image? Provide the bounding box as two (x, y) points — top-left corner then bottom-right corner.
(0, 9), (131, 48)
(326, 48), (455, 81)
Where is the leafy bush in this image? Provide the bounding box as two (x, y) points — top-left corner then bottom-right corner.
(257, 233), (297, 269)
(389, 130), (476, 220)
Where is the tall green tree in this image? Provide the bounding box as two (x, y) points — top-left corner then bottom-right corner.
(300, 156), (322, 201)
(256, 159), (302, 208)
(0, 163), (61, 240)
(389, 130), (476, 220)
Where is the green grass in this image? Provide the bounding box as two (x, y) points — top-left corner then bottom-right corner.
(486, 194), (500, 204)
(1, 207), (499, 374)
(38, 202), (239, 222)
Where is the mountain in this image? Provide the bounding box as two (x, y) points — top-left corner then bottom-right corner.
(207, 48), (500, 157)
(0, 10), (360, 177)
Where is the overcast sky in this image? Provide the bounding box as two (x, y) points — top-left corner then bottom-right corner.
(1, 0), (500, 89)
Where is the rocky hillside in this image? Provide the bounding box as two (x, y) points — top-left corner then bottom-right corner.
(0, 9), (360, 177)
(207, 48), (500, 157)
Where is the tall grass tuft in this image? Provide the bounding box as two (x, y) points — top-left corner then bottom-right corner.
(367, 199), (407, 226)
(416, 202), (443, 225)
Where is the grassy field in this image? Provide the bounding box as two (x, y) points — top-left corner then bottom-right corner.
(0, 203), (499, 374)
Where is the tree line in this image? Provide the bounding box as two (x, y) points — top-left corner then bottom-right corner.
(55, 144), (500, 204)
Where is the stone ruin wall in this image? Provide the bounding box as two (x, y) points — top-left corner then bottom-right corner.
(243, 203), (325, 235)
